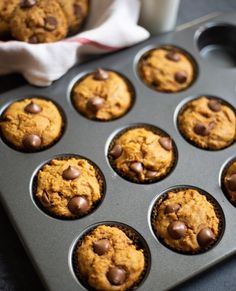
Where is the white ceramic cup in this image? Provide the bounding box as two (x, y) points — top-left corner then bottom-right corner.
(139, 0), (181, 35)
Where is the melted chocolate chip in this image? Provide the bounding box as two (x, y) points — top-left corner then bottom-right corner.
(94, 68), (109, 80)
(159, 137), (173, 151)
(165, 51), (180, 62)
(193, 123), (210, 136)
(20, 0), (36, 8)
(145, 170), (158, 179)
(130, 162), (143, 174)
(93, 239), (110, 255)
(2, 116), (11, 122)
(23, 134), (41, 150)
(44, 16), (58, 31)
(107, 267), (126, 285)
(208, 99), (221, 112)
(62, 166), (80, 180)
(73, 3), (82, 18)
(197, 227), (215, 247)
(167, 221), (187, 239)
(226, 173), (236, 191)
(175, 71), (187, 84)
(67, 196), (89, 215)
(87, 96), (104, 113)
(24, 101), (42, 114)
(110, 144), (122, 159)
(208, 121), (216, 130)
(28, 35), (38, 44)
(151, 80), (159, 87)
(165, 203), (180, 214)
(40, 191), (50, 207)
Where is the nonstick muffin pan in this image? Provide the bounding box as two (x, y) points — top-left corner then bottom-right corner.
(1, 12), (236, 291)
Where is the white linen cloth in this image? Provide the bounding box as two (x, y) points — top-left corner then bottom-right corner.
(0, 0), (149, 86)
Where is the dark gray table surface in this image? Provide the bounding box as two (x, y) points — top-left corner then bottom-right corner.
(1, 0), (236, 290)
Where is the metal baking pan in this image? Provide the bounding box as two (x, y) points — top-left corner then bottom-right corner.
(1, 12), (236, 291)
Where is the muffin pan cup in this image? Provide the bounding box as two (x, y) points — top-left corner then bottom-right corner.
(107, 124), (178, 184)
(72, 221), (151, 290)
(150, 185), (225, 255)
(1, 12), (236, 291)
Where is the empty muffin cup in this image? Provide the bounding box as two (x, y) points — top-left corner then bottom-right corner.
(196, 23), (236, 68)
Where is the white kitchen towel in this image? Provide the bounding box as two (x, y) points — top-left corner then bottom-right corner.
(0, 0), (149, 87)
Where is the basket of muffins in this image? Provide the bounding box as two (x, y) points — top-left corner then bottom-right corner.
(0, 0), (89, 43)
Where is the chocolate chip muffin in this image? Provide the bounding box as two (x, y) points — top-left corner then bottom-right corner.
(10, 0), (68, 43)
(75, 225), (145, 291)
(178, 96), (236, 150)
(35, 157), (104, 218)
(222, 160), (236, 205)
(57, 0), (89, 35)
(138, 46), (196, 93)
(0, 0), (20, 37)
(152, 188), (221, 253)
(108, 126), (176, 183)
(72, 68), (134, 121)
(0, 98), (63, 151)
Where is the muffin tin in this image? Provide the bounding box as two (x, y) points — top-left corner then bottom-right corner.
(1, 12), (236, 291)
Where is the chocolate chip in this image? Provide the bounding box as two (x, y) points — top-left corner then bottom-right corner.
(24, 101), (42, 114)
(2, 116), (11, 122)
(151, 80), (159, 87)
(193, 123), (210, 136)
(67, 196), (89, 215)
(44, 16), (58, 31)
(40, 191), (50, 207)
(23, 134), (41, 149)
(87, 96), (104, 113)
(226, 173), (236, 191)
(110, 144), (122, 159)
(20, 0), (36, 8)
(174, 71), (187, 84)
(165, 51), (180, 62)
(73, 3), (82, 18)
(165, 203), (181, 214)
(145, 170), (158, 179)
(208, 99), (221, 112)
(28, 35), (38, 44)
(93, 239), (110, 255)
(167, 221), (187, 239)
(62, 166), (80, 180)
(130, 162), (143, 174)
(107, 267), (126, 285)
(197, 227), (215, 247)
(159, 137), (173, 151)
(208, 121), (216, 130)
(94, 68), (109, 80)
